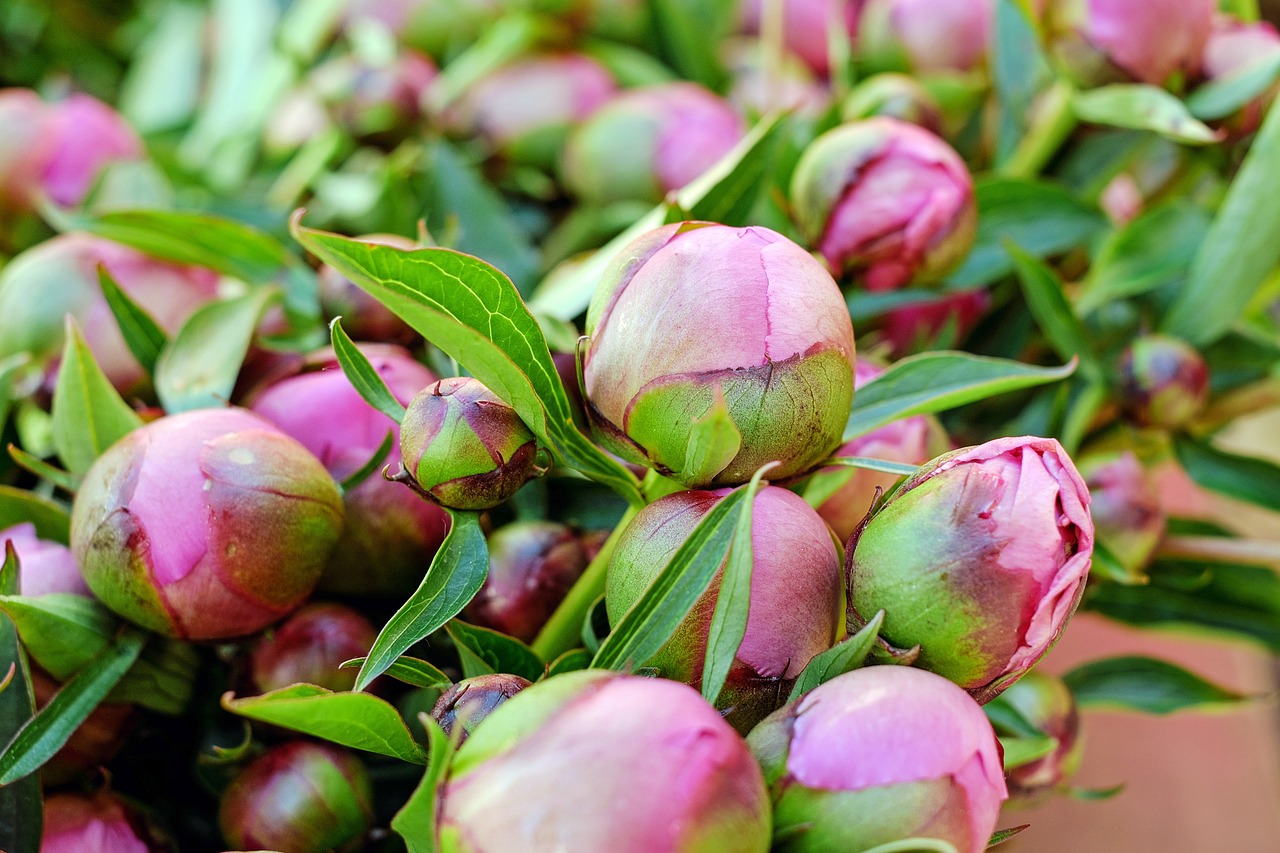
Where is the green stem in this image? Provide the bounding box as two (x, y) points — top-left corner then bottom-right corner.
(999, 79), (1078, 179)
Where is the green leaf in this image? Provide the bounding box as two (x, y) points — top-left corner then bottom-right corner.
(1163, 91), (1280, 344)
(50, 317), (143, 475)
(1072, 85), (1221, 145)
(999, 734), (1058, 770)
(340, 656), (452, 690)
(0, 486), (71, 543)
(1063, 655), (1248, 714)
(0, 545), (40, 853)
(339, 430), (395, 493)
(593, 489), (747, 671)
(859, 840), (960, 853)
(293, 219), (642, 505)
(988, 826), (1030, 848)
(787, 610), (885, 702)
(984, 692), (1047, 739)
(356, 511), (489, 690)
(0, 626), (146, 785)
(223, 684), (429, 762)
(331, 318), (407, 423)
(1186, 50), (1280, 120)
(682, 389), (743, 491)
(0, 594), (117, 680)
(844, 352), (1077, 441)
(701, 462), (775, 704)
(991, 0), (1050, 166)
(4, 447), (82, 495)
(1068, 784), (1125, 801)
(646, 0), (735, 88)
(546, 648), (593, 677)
(392, 715), (455, 853)
(0, 353), (31, 432)
(97, 266), (168, 375)
(1007, 244), (1103, 382)
(1174, 435), (1280, 512)
(445, 621), (544, 682)
(154, 287), (280, 413)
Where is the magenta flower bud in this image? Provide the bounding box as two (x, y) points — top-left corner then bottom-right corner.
(747, 666), (1008, 853)
(563, 83), (746, 205)
(998, 671), (1084, 799)
(840, 72), (943, 132)
(1046, 0), (1216, 86)
(437, 671), (771, 852)
(249, 344), (450, 595)
(219, 742), (374, 853)
(738, 0), (859, 76)
(71, 408), (345, 640)
(791, 118), (977, 291)
(42, 791), (169, 853)
(583, 222), (856, 487)
(429, 673), (532, 743)
(880, 288), (990, 355)
(32, 667), (134, 786)
(317, 235), (421, 346)
(1079, 450), (1165, 576)
(848, 436), (1094, 702)
(0, 233), (219, 392)
(0, 522), (90, 598)
(1116, 334), (1210, 429)
(249, 603), (377, 693)
(400, 377), (540, 510)
(41, 93), (144, 207)
(1201, 17), (1280, 136)
(858, 0), (993, 74)
(724, 40), (833, 119)
(448, 54), (616, 169)
(606, 486), (842, 729)
(465, 521), (589, 643)
(0, 88), (55, 209)
(816, 362), (940, 544)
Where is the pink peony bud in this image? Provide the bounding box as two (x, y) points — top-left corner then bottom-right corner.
(219, 742), (374, 853)
(583, 222), (856, 487)
(606, 486), (842, 729)
(791, 117), (977, 290)
(0, 233), (219, 392)
(436, 671), (772, 852)
(1046, 0), (1216, 86)
(430, 673), (532, 743)
(847, 436), (1094, 702)
(1200, 16), (1280, 136)
(738, 0), (860, 76)
(70, 408), (345, 640)
(723, 39), (833, 119)
(465, 521), (590, 643)
(249, 602), (377, 693)
(998, 670), (1084, 799)
(880, 288), (991, 355)
(0, 88), (56, 209)
(40, 93), (145, 208)
(562, 83), (746, 204)
(249, 344), (450, 595)
(1079, 450), (1165, 576)
(747, 666), (1008, 853)
(858, 0), (994, 74)
(0, 522), (90, 598)
(1116, 334), (1210, 429)
(41, 791), (169, 853)
(317, 235), (422, 346)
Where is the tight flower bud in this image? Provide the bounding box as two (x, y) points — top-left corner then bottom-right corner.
(430, 673), (532, 743)
(437, 671), (771, 852)
(1079, 450), (1165, 576)
(858, 0), (993, 74)
(466, 521), (589, 643)
(584, 222), (856, 487)
(880, 289), (990, 355)
(0, 89), (54, 209)
(42, 791), (169, 853)
(563, 83), (745, 205)
(724, 40), (832, 119)
(318, 235), (421, 345)
(219, 742), (374, 853)
(41, 93), (144, 207)
(1, 522), (90, 597)
(1116, 334), (1210, 429)
(1202, 16), (1280, 136)
(1046, 0), (1215, 86)
(71, 408), (345, 640)
(607, 486), (842, 730)
(998, 671), (1084, 799)
(847, 437), (1094, 702)
(747, 666), (1007, 853)
(841, 73), (943, 132)
(738, 0), (859, 76)
(791, 118), (976, 290)
(400, 377), (539, 510)
(249, 603), (377, 693)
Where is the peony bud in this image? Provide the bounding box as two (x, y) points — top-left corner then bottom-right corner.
(791, 117), (977, 290)
(847, 436), (1094, 702)
(724, 39), (832, 119)
(583, 222), (855, 487)
(1046, 0), (1216, 86)
(71, 408), (345, 640)
(747, 666), (1008, 853)
(0, 88), (55, 209)
(562, 83), (745, 205)
(738, 0), (859, 76)
(249, 344), (449, 595)
(317, 235), (422, 346)
(437, 671), (772, 852)
(249, 602), (377, 693)
(858, 0), (994, 74)
(998, 670), (1084, 799)
(880, 288), (990, 355)
(219, 742), (374, 853)
(42, 791), (169, 853)
(0, 233), (219, 392)
(400, 377), (540, 509)
(466, 521), (589, 643)
(40, 93), (145, 207)
(1079, 450), (1165, 576)
(606, 486), (842, 729)
(1201, 16), (1280, 136)
(430, 673), (532, 743)
(1116, 334), (1210, 429)
(32, 667), (134, 786)
(840, 72), (943, 132)
(1, 522), (90, 598)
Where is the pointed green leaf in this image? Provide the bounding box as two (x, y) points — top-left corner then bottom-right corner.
(1173, 435), (1280, 512)
(988, 826), (1030, 848)
(356, 511), (489, 690)
(50, 317), (143, 475)
(223, 684), (428, 763)
(0, 544), (40, 853)
(338, 430), (395, 493)
(1072, 85), (1221, 145)
(1077, 202), (1210, 315)
(446, 621), (543, 682)
(97, 266), (168, 374)
(991, 0), (1050, 166)
(647, 0), (735, 87)
(0, 486), (70, 543)
(340, 656), (453, 690)
(999, 734), (1058, 770)
(682, 388), (742, 489)
(331, 318), (407, 423)
(1007, 243), (1103, 382)
(0, 594), (117, 680)
(392, 715), (455, 853)
(546, 648), (592, 677)
(1063, 655), (1248, 714)
(788, 610), (885, 702)
(1186, 51), (1280, 120)
(5, 446), (81, 494)
(1067, 784), (1125, 801)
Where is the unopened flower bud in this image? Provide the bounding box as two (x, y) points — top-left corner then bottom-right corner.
(724, 40), (832, 119)
(880, 289), (990, 355)
(249, 603), (377, 693)
(841, 72), (943, 132)
(1079, 450), (1165, 576)
(466, 521), (589, 643)
(998, 671), (1083, 799)
(858, 0), (993, 74)
(40, 93), (145, 207)
(0, 88), (54, 209)
(738, 0), (859, 76)
(1, 522), (89, 598)
(430, 673), (532, 743)
(42, 791), (170, 853)
(1046, 0), (1216, 86)
(1116, 334), (1210, 429)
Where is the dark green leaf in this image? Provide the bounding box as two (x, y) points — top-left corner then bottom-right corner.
(788, 610), (885, 702)
(223, 684), (429, 763)
(1077, 202), (1210, 315)
(991, 0), (1049, 166)
(1063, 655), (1248, 714)
(97, 266), (167, 374)
(50, 317), (143, 475)
(331, 317), (406, 423)
(646, 0), (734, 88)
(1072, 85), (1220, 144)
(0, 544), (40, 853)
(392, 714), (455, 853)
(988, 826), (1030, 848)
(356, 511), (489, 690)
(1007, 244), (1103, 382)
(1174, 435), (1280, 512)
(340, 656), (453, 690)
(4, 447), (81, 495)
(446, 621), (543, 682)
(339, 430), (395, 493)
(0, 486), (71, 543)
(1186, 51), (1280, 120)
(546, 648), (592, 677)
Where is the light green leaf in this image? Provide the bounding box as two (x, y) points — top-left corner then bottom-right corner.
(446, 621), (544, 682)
(331, 318), (407, 423)
(682, 388), (743, 490)
(787, 610), (886, 702)
(1063, 655), (1249, 714)
(0, 594), (117, 680)
(1186, 51), (1280, 120)
(4, 447), (81, 495)
(1007, 244), (1103, 382)
(50, 318), (143, 475)
(999, 734), (1058, 770)
(340, 656), (452, 690)
(1072, 85), (1221, 145)
(0, 486), (71, 544)
(392, 715), (455, 853)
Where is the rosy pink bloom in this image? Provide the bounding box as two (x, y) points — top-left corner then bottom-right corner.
(583, 222), (855, 487)
(880, 288), (991, 354)
(859, 0), (994, 74)
(1047, 0), (1216, 86)
(847, 436), (1094, 702)
(41, 791), (164, 853)
(249, 602), (378, 693)
(41, 93), (144, 207)
(748, 666), (1008, 853)
(738, 0), (860, 75)
(0, 522), (89, 598)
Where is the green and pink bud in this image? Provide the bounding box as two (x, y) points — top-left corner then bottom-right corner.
(437, 671), (772, 852)
(430, 673), (532, 742)
(747, 666), (1007, 853)
(1079, 450), (1165, 576)
(400, 377), (540, 510)
(583, 222), (856, 487)
(791, 117), (977, 291)
(724, 40), (832, 119)
(847, 436), (1094, 702)
(841, 73), (943, 133)
(1, 522), (90, 598)
(466, 521), (589, 643)
(1046, 0), (1215, 86)
(249, 603), (377, 693)
(71, 408), (345, 640)
(1116, 334), (1210, 429)
(606, 486), (843, 729)
(997, 671), (1084, 799)
(1201, 16), (1280, 136)
(0, 88), (55, 210)
(219, 742), (374, 853)
(42, 791), (169, 853)
(858, 0), (993, 74)
(40, 93), (145, 207)
(738, 0), (859, 76)
(317, 235), (421, 346)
